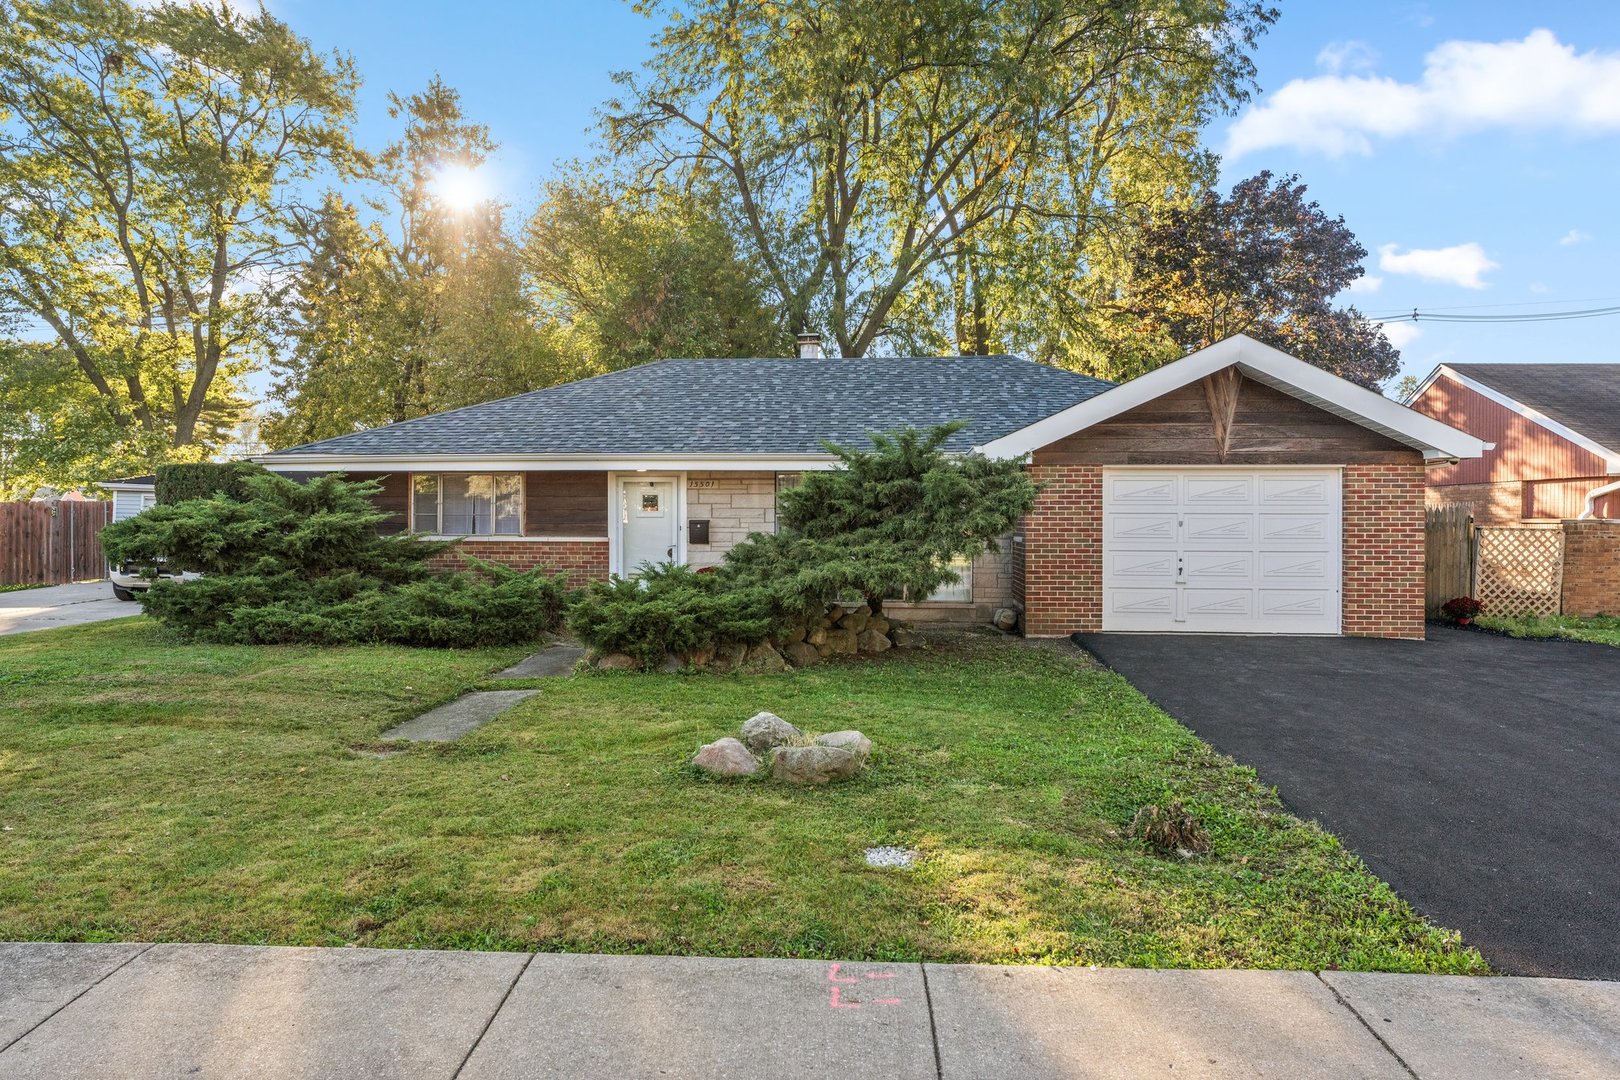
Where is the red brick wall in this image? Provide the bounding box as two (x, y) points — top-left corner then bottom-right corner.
(1022, 464), (1103, 637)
(427, 538), (610, 588)
(1561, 520), (1620, 617)
(1342, 462), (1427, 639)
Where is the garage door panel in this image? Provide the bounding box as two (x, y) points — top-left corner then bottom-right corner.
(1184, 513), (1253, 544)
(1259, 513), (1330, 544)
(1103, 468), (1340, 635)
(1260, 474), (1334, 507)
(1106, 475), (1177, 506)
(1184, 474), (1255, 506)
(1107, 551), (1178, 584)
(1184, 551), (1253, 584)
(1108, 514), (1177, 542)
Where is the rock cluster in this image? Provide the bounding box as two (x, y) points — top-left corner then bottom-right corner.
(589, 602), (917, 673)
(692, 711), (872, 784)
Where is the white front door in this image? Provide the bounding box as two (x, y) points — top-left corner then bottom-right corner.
(617, 477), (679, 575)
(1102, 468), (1342, 634)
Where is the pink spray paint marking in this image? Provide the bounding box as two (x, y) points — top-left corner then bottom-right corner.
(826, 964), (901, 1009)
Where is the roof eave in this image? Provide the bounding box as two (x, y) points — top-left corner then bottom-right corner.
(251, 451), (846, 472)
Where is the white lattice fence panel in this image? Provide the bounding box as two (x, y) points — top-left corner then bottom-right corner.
(1475, 527), (1564, 617)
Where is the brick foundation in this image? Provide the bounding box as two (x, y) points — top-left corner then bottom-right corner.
(1022, 464), (1104, 637)
(427, 538), (609, 588)
(1342, 462), (1427, 639)
(1561, 520), (1620, 617)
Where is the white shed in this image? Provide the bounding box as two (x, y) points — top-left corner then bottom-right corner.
(101, 475), (157, 522)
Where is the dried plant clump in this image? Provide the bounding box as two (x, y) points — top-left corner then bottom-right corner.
(1130, 801), (1212, 857)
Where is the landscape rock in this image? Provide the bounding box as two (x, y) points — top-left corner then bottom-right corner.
(597, 652), (639, 671)
(782, 623), (808, 644)
(814, 730), (871, 764)
(685, 644), (716, 668)
(770, 744), (863, 785)
(992, 607), (1019, 632)
(739, 642), (789, 673)
(783, 640), (821, 668)
(710, 642), (748, 672)
(805, 626), (829, 647)
(866, 616), (891, 637)
(890, 626), (919, 648)
(840, 607), (871, 634)
(826, 603), (847, 622)
(692, 738), (759, 777)
(823, 627), (858, 655)
(856, 628), (892, 654)
(740, 712), (803, 752)
(657, 653), (685, 673)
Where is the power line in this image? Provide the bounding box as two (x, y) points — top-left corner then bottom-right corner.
(1363, 294), (1620, 319)
(1369, 304), (1620, 325)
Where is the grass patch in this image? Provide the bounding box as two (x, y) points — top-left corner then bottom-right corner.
(1475, 613), (1620, 648)
(0, 619), (1485, 972)
(0, 581), (57, 593)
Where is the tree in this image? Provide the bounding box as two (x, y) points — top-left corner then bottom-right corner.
(0, 338), (123, 498)
(608, 0), (1274, 357)
(723, 423), (1037, 614)
(1091, 171), (1401, 387)
(523, 172), (788, 369)
(0, 0), (358, 460)
(265, 78), (557, 448)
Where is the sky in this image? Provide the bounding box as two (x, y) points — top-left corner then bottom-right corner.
(265, 1), (1620, 392)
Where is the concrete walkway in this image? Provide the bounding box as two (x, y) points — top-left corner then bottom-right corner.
(0, 582), (137, 637)
(2, 944), (1616, 1079)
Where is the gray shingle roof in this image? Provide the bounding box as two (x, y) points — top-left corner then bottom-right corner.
(267, 357), (1115, 458)
(1447, 363), (1620, 453)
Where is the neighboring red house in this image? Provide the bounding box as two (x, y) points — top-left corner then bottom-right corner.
(1405, 364), (1620, 523)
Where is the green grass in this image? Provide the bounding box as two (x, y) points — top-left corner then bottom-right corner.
(0, 618), (1485, 972)
(0, 581), (56, 593)
(1475, 613), (1620, 648)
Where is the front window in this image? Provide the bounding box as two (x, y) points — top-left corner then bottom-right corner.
(412, 474), (522, 535)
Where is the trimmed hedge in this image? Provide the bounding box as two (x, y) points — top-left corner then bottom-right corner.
(155, 461), (268, 505)
(567, 563), (776, 668)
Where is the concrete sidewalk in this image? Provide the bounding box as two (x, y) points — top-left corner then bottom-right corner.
(0, 582), (137, 636)
(2, 944), (1617, 1079)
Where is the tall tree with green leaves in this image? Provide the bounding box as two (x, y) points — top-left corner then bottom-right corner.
(1088, 171), (1401, 387)
(0, 0), (358, 462)
(522, 172), (788, 369)
(265, 78), (556, 447)
(608, 0), (1274, 357)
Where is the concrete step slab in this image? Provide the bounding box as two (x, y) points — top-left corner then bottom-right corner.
(379, 689), (538, 742)
(458, 952), (937, 1080)
(0, 943), (149, 1049)
(493, 646), (584, 679)
(925, 965), (1407, 1080)
(1323, 971), (1620, 1079)
(0, 943), (528, 1080)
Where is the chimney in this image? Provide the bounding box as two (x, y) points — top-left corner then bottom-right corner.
(796, 331), (823, 360)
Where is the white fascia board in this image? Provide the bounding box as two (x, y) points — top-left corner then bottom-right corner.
(1401, 364), (1446, 405)
(97, 481), (156, 492)
(250, 453), (841, 473)
(1425, 365), (1620, 473)
(973, 334), (1487, 462)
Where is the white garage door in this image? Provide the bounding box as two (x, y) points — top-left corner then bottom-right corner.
(1102, 469), (1342, 634)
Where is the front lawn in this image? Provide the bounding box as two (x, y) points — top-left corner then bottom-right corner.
(0, 619), (1484, 972)
(1475, 613), (1620, 648)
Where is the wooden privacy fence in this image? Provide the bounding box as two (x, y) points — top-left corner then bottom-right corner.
(0, 500), (112, 587)
(1424, 506), (1474, 615)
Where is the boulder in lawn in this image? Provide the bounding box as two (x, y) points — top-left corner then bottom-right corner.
(806, 626), (829, 647)
(840, 606), (871, 634)
(890, 626), (919, 648)
(993, 607), (1019, 632)
(692, 738), (759, 777)
(739, 642), (788, 673)
(710, 641), (748, 672)
(597, 652), (638, 671)
(657, 653), (685, 673)
(857, 628), (892, 654)
(814, 730), (871, 765)
(866, 615), (891, 637)
(824, 627), (858, 655)
(740, 711), (803, 752)
(770, 744), (863, 785)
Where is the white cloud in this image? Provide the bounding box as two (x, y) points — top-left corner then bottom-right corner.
(1376, 321), (1423, 350)
(1226, 30), (1620, 158)
(1346, 274), (1383, 294)
(1378, 242), (1498, 289)
(1560, 229), (1593, 246)
(1316, 41), (1378, 75)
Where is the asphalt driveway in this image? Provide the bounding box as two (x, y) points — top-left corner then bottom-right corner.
(1073, 626), (1620, 980)
(0, 582), (138, 636)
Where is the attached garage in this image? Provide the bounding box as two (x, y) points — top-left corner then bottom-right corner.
(1101, 468), (1341, 634)
(977, 335), (1486, 640)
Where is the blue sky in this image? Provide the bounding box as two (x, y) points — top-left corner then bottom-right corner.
(271, 0), (1620, 389)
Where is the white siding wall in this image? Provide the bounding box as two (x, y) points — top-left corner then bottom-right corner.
(111, 489), (156, 522)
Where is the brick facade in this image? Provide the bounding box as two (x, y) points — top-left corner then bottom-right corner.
(1341, 462), (1427, 639)
(1561, 520), (1620, 617)
(1021, 464), (1104, 638)
(428, 538), (610, 589)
